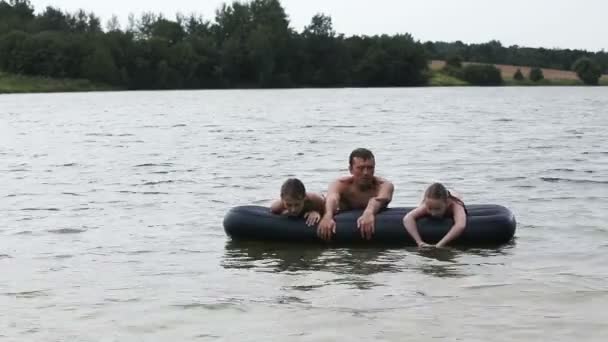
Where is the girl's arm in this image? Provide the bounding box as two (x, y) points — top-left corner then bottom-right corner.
(436, 203), (467, 247)
(402, 205), (429, 247)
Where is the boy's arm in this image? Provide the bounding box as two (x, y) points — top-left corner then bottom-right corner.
(306, 193), (326, 215)
(270, 199), (284, 214)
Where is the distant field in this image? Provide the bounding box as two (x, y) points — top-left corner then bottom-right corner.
(431, 60), (608, 82)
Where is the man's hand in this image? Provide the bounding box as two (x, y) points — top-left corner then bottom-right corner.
(357, 212), (375, 240)
(317, 216), (336, 241)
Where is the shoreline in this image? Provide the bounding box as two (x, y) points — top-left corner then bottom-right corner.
(0, 72), (116, 94)
(2, 70), (607, 95)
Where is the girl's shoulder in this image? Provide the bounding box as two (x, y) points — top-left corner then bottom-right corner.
(447, 191), (468, 214)
(447, 190), (463, 200)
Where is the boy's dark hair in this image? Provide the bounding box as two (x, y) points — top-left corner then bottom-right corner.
(349, 148), (374, 167)
(280, 178), (306, 199)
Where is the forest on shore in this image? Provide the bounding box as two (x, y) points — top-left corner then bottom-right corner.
(1, 0), (606, 92)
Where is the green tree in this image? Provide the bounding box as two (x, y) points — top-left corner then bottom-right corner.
(247, 0), (291, 86)
(150, 18), (185, 45)
(81, 46), (119, 84)
(513, 68), (524, 81)
(463, 64), (502, 85)
(301, 14), (351, 86)
(0, 0), (34, 33)
(443, 54), (464, 79)
(34, 6), (70, 32)
(572, 57), (601, 85)
(0, 30), (29, 72)
(446, 54), (463, 68)
(529, 67), (544, 82)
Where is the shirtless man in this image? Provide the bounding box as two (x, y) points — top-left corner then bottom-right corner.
(317, 148), (395, 241)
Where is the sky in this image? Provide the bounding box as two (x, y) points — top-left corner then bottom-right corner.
(27, 0), (607, 51)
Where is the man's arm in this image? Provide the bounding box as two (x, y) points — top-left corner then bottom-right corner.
(322, 179), (343, 220)
(363, 179), (394, 216)
(358, 179), (394, 240)
(317, 179), (346, 241)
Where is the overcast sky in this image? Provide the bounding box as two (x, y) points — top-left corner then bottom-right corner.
(28, 0), (606, 51)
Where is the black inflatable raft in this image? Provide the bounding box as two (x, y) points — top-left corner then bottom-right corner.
(223, 204), (516, 246)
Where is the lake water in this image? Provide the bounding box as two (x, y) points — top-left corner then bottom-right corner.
(1, 87), (607, 341)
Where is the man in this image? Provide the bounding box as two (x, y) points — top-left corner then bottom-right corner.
(317, 148), (394, 241)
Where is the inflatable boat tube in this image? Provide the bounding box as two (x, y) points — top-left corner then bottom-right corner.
(223, 205), (516, 246)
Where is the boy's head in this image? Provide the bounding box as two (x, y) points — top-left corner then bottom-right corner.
(280, 178), (306, 216)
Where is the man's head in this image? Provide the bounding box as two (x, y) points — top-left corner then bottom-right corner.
(348, 148), (375, 189)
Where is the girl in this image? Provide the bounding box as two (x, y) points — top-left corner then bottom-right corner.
(402, 183), (467, 248)
(270, 178), (325, 227)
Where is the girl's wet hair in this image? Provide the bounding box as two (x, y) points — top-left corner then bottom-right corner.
(281, 178), (306, 199)
(425, 182), (464, 206)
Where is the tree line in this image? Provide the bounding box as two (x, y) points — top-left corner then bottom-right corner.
(0, 0), (605, 89)
(426, 40), (607, 75)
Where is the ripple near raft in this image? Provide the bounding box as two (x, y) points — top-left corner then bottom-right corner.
(2, 290), (50, 298)
(21, 208), (60, 211)
(540, 177), (608, 185)
(47, 228), (87, 234)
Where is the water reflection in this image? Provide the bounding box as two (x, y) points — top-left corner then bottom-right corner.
(415, 242), (516, 278)
(415, 247), (464, 278)
(222, 240), (402, 290)
(222, 240), (516, 282)
(223, 240), (407, 275)
(222, 240), (326, 273)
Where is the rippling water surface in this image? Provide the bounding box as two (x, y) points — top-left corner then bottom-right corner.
(1, 88), (607, 341)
